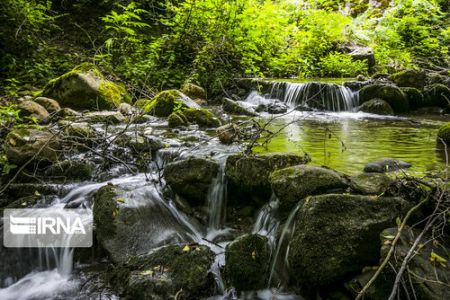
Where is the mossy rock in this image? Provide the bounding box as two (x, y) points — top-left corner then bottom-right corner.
(114, 244), (215, 299)
(288, 194), (411, 287)
(93, 184), (192, 263)
(222, 98), (257, 116)
(180, 82), (207, 100)
(359, 84), (409, 113)
(388, 69), (426, 89)
(423, 84), (450, 107)
(358, 98), (394, 115)
(82, 111), (125, 124)
(4, 127), (61, 165)
(168, 111), (189, 127)
(225, 153), (310, 203)
(270, 165), (348, 217)
(350, 173), (394, 195)
(164, 157), (219, 205)
(225, 234), (271, 291)
(364, 158), (411, 173)
(143, 90), (200, 117)
(400, 87), (425, 109)
(42, 63), (130, 110)
(437, 122), (450, 144)
(44, 160), (93, 181)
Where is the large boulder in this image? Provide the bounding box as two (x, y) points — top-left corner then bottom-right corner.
(347, 46), (375, 70)
(388, 69), (427, 89)
(222, 98), (257, 116)
(348, 227), (450, 300)
(288, 194), (411, 286)
(270, 165), (348, 216)
(93, 184), (193, 263)
(113, 244), (215, 300)
(17, 100), (49, 122)
(44, 160), (93, 181)
(358, 99), (394, 115)
(225, 234), (271, 291)
(4, 128), (61, 165)
(168, 108), (220, 128)
(225, 153), (309, 202)
(42, 63), (130, 110)
(143, 90), (200, 117)
(359, 84), (409, 113)
(180, 82), (207, 100)
(164, 157), (219, 205)
(423, 84), (450, 107)
(364, 158), (411, 173)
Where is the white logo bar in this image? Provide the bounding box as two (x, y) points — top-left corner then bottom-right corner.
(3, 208), (93, 248)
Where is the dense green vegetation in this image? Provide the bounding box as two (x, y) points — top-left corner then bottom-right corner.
(1, 0), (449, 96)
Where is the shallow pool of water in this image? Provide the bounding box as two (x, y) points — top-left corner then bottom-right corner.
(253, 111), (447, 175)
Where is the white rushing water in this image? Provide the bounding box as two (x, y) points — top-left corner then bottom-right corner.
(246, 81), (359, 112)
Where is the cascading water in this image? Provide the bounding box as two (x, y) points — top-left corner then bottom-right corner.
(246, 81), (359, 112)
(253, 196), (280, 247)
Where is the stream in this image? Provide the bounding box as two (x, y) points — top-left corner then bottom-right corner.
(0, 79), (447, 299)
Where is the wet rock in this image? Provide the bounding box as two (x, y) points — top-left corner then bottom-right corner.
(348, 227), (450, 300)
(389, 69), (427, 89)
(364, 158), (411, 173)
(82, 111), (125, 124)
(164, 157), (219, 205)
(181, 82), (207, 100)
(4, 183), (64, 199)
(4, 128), (61, 165)
(428, 73), (448, 85)
(350, 173), (393, 195)
(400, 87), (425, 109)
(42, 63), (130, 110)
(168, 108), (221, 128)
(93, 185), (193, 263)
(222, 98), (257, 116)
(225, 153), (309, 202)
(44, 160), (93, 181)
(437, 122), (450, 144)
(217, 123), (240, 144)
(423, 84), (450, 107)
(288, 194), (411, 286)
(116, 134), (164, 153)
(59, 107), (81, 118)
(116, 244), (215, 299)
(17, 100), (49, 122)
(344, 81), (371, 92)
(63, 122), (96, 141)
(118, 102), (136, 116)
(270, 165), (348, 216)
(359, 84), (409, 113)
(267, 101), (288, 114)
(2, 195), (41, 210)
(143, 90), (200, 117)
(34, 97), (61, 113)
(225, 234), (271, 291)
(358, 99), (394, 115)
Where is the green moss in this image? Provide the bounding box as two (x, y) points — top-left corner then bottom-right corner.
(72, 62), (103, 78)
(145, 90), (186, 117)
(168, 111), (189, 128)
(134, 99), (152, 109)
(225, 234), (270, 290)
(437, 123), (450, 144)
(98, 81), (131, 107)
(183, 108), (220, 127)
(388, 69), (426, 89)
(180, 82), (206, 99)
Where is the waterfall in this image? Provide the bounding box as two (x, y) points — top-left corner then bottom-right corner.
(253, 196), (280, 247)
(206, 158), (229, 241)
(266, 81), (358, 111)
(268, 201), (302, 288)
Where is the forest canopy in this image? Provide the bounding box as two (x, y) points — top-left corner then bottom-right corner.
(0, 0), (449, 96)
